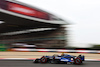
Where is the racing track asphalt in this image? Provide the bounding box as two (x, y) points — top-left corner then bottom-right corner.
(0, 60), (100, 67)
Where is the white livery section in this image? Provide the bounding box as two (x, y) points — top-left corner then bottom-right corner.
(61, 59), (69, 61)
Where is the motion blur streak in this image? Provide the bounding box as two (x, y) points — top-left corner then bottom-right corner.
(0, 60), (100, 67)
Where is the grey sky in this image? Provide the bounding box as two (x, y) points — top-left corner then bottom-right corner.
(17, 0), (100, 47)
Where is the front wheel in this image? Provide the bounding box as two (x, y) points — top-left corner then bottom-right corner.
(40, 56), (47, 63)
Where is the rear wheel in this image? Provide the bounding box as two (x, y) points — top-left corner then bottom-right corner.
(74, 57), (82, 65)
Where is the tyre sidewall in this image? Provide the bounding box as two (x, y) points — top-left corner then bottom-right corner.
(74, 57), (82, 65)
(40, 56), (47, 63)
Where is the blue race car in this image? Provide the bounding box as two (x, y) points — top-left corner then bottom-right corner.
(33, 53), (85, 65)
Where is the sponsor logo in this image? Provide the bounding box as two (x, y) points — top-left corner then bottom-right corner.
(55, 57), (61, 59)
(8, 3), (36, 16)
(61, 59), (69, 61)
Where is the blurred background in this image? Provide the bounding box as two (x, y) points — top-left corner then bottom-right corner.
(16, 0), (100, 48)
(0, 0), (100, 52)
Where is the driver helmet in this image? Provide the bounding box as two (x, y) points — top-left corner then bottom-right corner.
(61, 53), (65, 56)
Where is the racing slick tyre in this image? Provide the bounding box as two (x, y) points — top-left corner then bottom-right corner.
(33, 59), (40, 63)
(40, 56), (47, 63)
(74, 57), (82, 65)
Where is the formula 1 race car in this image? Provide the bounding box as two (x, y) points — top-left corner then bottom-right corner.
(33, 53), (85, 65)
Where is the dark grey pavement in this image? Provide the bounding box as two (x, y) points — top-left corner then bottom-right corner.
(0, 60), (100, 67)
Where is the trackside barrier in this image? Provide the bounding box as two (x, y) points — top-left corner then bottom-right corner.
(9, 48), (100, 54)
